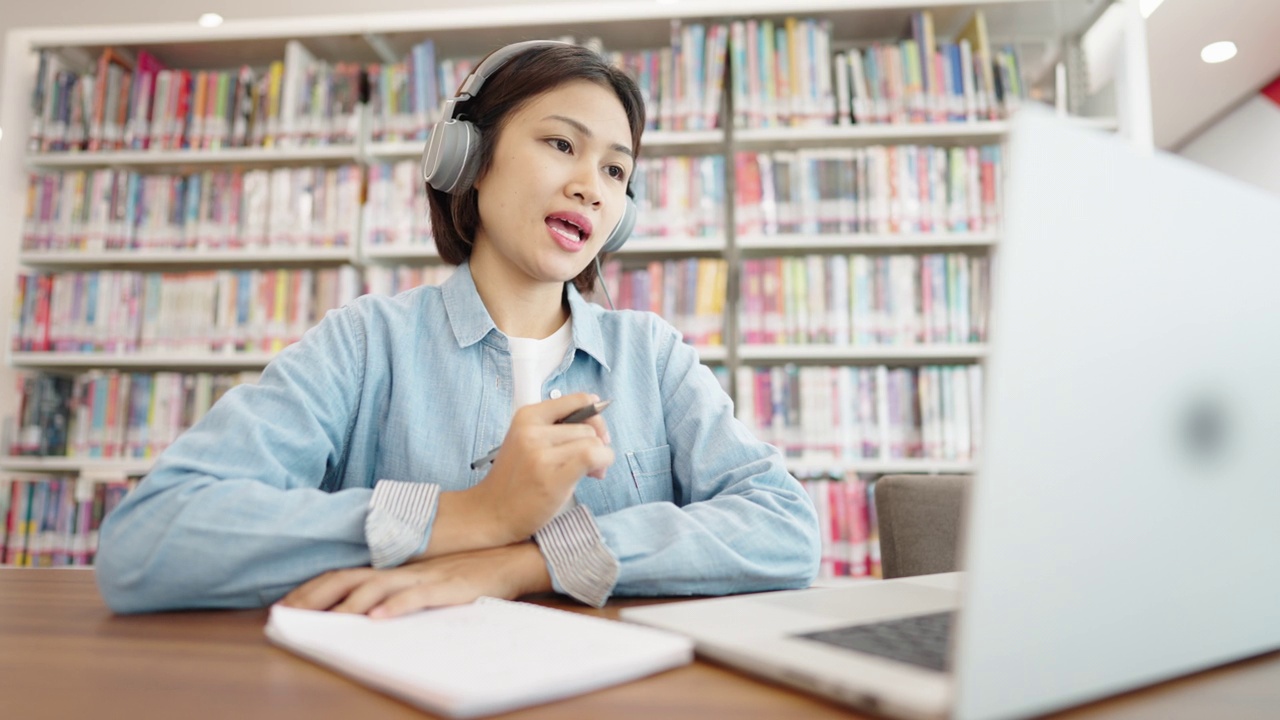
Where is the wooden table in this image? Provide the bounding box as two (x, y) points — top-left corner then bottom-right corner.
(2, 569), (1276, 720)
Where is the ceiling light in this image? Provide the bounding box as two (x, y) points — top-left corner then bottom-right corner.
(1200, 41), (1238, 64)
(1138, 0), (1164, 18)
(198, 13), (224, 28)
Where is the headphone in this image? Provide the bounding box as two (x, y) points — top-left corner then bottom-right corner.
(421, 39), (637, 256)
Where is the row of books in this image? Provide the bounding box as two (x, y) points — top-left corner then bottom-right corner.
(609, 22), (730, 132)
(28, 12), (1030, 156)
(366, 38), (465, 143)
(832, 11), (1023, 126)
(727, 11), (1023, 129)
(630, 156), (728, 239)
(801, 476), (883, 579)
(10, 370), (259, 460)
(734, 145), (1002, 237)
(594, 259), (728, 347)
(740, 253), (989, 346)
(1, 477), (136, 567)
(11, 268), (361, 354)
(29, 43), (363, 153)
(22, 166), (362, 253)
(363, 161), (433, 247)
(736, 364), (984, 462)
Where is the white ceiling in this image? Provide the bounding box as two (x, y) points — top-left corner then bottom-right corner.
(1, 0), (1277, 151)
(1146, 0), (1280, 150)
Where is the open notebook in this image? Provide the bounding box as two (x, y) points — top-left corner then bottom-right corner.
(265, 597), (694, 718)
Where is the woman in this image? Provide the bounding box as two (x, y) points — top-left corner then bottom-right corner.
(96, 42), (820, 616)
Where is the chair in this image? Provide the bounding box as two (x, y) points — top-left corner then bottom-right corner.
(874, 474), (972, 579)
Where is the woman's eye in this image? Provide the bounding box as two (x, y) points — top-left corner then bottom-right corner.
(606, 165), (627, 181)
(551, 139), (572, 153)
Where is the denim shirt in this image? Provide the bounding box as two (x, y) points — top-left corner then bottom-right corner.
(95, 263), (821, 613)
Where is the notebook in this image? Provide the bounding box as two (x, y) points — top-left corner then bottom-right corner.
(265, 597), (694, 718)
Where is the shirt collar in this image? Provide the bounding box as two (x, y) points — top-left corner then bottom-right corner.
(441, 262), (612, 372)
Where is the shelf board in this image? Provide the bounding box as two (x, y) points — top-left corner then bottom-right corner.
(25, 145), (360, 169)
(364, 141), (427, 160)
(9, 352), (276, 370)
(362, 245), (441, 261)
(20, 248), (355, 269)
(615, 236), (728, 255)
(738, 344), (986, 363)
(736, 232), (997, 253)
(734, 122), (1009, 147)
(0, 457), (152, 477)
(732, 116), (1118, 147)
(693, 346), (727, 363)
(786, 458), (977, 477)
(641, 130), (726, 153)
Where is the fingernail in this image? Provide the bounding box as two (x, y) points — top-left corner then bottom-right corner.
(590, 393), (600, 403)
(604, 431), (612, 444)
(369, 606), (387, 619)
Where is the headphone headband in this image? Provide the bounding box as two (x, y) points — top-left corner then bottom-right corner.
(441, 40), (573, 124)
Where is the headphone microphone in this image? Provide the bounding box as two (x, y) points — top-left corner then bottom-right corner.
(421, 39), (637, 310)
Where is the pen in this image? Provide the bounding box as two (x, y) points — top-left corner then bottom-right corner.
(469, 399), (612, 470)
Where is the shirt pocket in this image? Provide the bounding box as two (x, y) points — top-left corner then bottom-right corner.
(624, 444), (673, 504)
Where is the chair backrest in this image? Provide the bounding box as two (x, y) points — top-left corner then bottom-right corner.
(874, 474), (972, 579)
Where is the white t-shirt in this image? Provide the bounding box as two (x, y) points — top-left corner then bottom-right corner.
(508, 317), (577, 514)
(507, 317), (573, 412)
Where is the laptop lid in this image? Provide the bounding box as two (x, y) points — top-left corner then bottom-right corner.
(953, 108), (1280, 720)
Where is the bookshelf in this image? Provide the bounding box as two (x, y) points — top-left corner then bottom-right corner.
(0, 1), (1152, 569)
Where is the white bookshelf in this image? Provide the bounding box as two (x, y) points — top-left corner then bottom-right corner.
(0, 0), (1152, 484)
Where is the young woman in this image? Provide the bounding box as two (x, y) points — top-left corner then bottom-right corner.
(96, 42), (820, 616)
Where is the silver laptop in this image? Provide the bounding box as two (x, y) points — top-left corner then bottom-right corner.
(622, 108), (1280, 720)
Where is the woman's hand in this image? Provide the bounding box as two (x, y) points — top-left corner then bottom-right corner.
(279, 542), (553, 619)
(427, 392), (613, 557)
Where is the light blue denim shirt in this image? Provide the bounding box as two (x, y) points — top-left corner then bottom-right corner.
(95, 263), (821, 612)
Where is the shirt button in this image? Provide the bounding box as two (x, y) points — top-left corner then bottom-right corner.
(549, 389), (562, 399)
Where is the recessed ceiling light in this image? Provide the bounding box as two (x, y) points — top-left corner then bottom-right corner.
(1201, 41), (1238, 64)
(198, 13), (224, 28)
(1139, 0), (1164, 18)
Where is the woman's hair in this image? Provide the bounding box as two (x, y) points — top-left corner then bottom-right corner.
(427, 43), (646, 294)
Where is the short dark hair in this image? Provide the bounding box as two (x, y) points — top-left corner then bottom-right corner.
(427, 43), (646, 294)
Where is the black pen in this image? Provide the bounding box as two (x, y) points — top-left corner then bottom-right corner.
(469, 399), (612, 470)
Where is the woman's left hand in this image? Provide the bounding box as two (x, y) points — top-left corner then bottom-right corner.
(279, 541), (552, 619)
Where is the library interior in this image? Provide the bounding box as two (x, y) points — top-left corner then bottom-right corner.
(1, 1), (1277, 719)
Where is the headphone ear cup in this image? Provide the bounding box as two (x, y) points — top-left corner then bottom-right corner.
(600, 197), (637, 254)
(422, 120), (482, 194)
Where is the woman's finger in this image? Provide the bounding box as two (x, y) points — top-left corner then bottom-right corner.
(279, 568), (377, 610)
(330, 572), (420, 615)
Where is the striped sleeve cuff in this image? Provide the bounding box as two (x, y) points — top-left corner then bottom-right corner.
(365, 479), (441, 569)
(533, 504), (619, 608)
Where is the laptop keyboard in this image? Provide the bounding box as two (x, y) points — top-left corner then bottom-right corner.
(797, 612), (954, 672)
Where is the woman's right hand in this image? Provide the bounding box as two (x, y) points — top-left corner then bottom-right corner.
(420, 393), (614, 558)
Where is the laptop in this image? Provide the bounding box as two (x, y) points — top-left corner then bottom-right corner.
(621, 107), (1280, 720)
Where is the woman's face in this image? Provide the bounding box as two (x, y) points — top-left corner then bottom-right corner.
(470, 79), (635, 290)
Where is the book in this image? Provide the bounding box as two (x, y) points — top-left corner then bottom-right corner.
(265, 597), (693, 718)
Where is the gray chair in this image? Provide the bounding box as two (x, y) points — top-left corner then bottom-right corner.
(874, 474), (972, 579)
